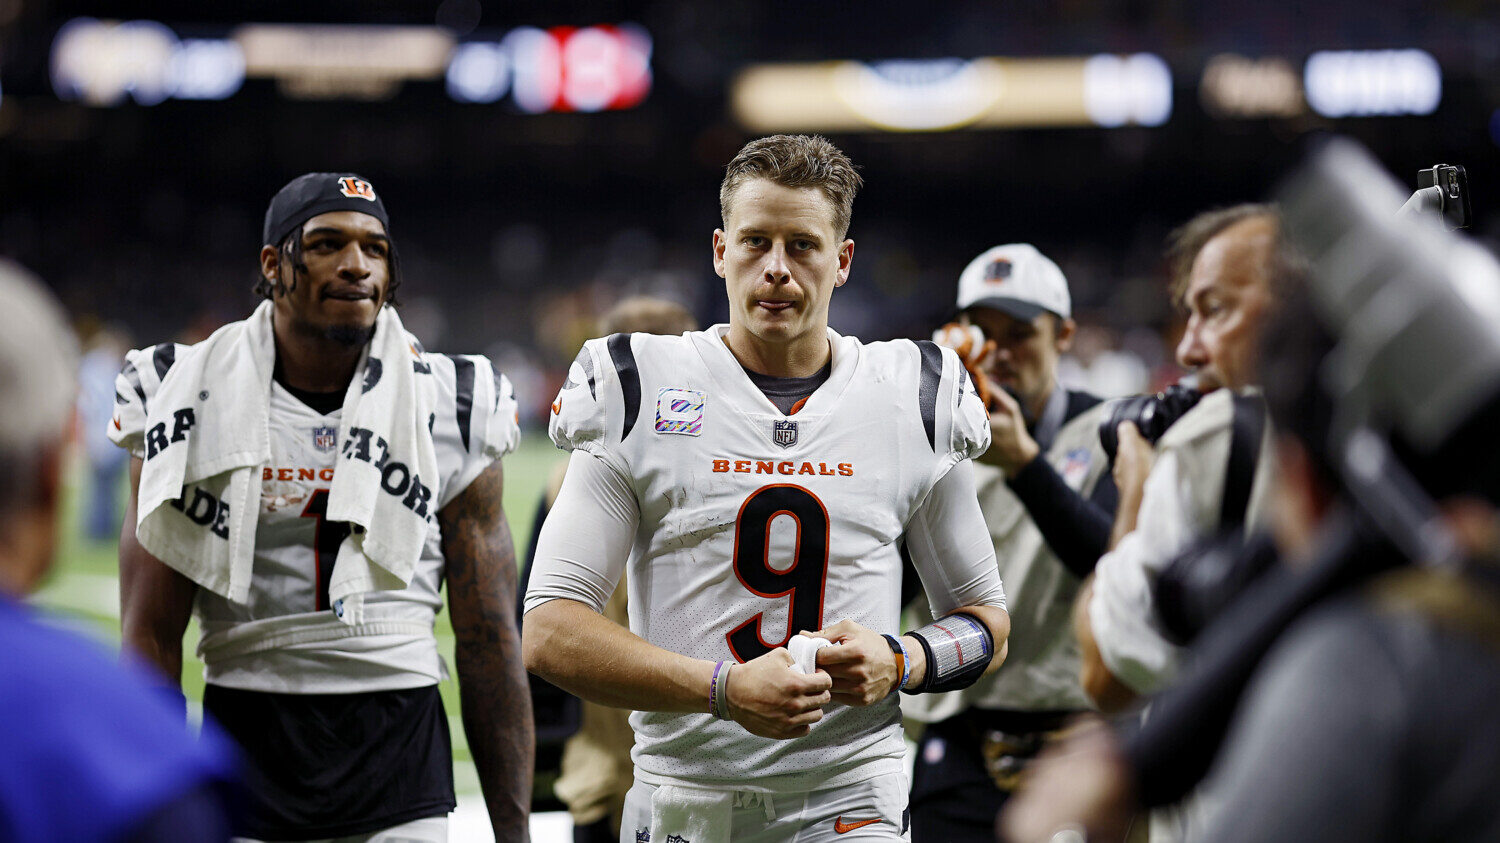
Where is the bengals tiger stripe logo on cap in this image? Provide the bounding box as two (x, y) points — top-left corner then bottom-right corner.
(339, 177), (377, 201)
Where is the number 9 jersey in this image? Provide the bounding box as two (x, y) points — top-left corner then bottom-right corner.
(529, 325), (1005, 793)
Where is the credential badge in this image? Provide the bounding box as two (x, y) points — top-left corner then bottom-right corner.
(312, 425), (338, 453)
(655, 387), (704, 436)
(773, 419), (798, 448)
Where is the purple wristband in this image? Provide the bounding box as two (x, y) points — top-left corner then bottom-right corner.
(709, 660), (728, 719)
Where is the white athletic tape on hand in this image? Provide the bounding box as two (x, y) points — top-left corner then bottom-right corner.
(787, 635), (833, 674)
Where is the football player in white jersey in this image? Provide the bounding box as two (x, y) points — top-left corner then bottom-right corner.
(112, 174), (532, 842)
(525, 135), (1011, 842)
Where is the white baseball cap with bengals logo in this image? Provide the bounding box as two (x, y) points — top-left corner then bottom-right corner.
(955, 243), (1071, 321)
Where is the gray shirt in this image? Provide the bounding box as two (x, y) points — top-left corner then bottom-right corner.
(1198, 593), (1500, 842)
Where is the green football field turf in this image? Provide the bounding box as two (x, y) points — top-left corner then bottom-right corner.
(34, 434), (566, 802)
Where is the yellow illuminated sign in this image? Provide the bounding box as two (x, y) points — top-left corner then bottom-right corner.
(731, 55), (1171, 132)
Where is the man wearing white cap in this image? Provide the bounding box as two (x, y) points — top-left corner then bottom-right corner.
(911, 244), (1117, 841)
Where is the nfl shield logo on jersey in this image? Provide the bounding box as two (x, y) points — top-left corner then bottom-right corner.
(312, 425), (337, 453)
(773, 419), (798, 448)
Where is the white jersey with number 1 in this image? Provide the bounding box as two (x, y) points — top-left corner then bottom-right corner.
(110, 339), (519, 694)
(527, 324), (1005, 793)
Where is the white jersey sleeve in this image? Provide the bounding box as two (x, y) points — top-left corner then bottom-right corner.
(108, 342), (186, 459)
(906, 459), (1007, 617)
(523, 449), (639, 615)
(549, 336), (632, 476)
(424, 351), (521, 510)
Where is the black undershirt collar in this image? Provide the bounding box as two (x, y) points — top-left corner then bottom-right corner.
(742, 360), (832, 415)
(273, 360), (345, 416)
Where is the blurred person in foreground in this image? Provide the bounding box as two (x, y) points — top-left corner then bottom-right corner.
(525, 134), (1009, 842)
(1002, 139), (1500, 843)
(0, 260), (238, 842)
(518, 296), (699, 843)
(909, 245), (1117, 841)
(111, 174), (532, 841)
(1076, 205), (1284, 713)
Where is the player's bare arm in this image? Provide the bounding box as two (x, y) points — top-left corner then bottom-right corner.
(439, 459), (533, 839)
(119, 456), (197, 690)
(811, 604), (1010, 706)
(524, 598), (833, 740)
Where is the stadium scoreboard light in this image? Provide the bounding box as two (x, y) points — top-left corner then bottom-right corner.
(731, 55), (1173, 132)
(733, 49), (1447, 132)
(1201, 50), (1442, 119)
(1304, 50), (1441, 118)
(47, 17), (652, 110)
(445, 25), (652, 112)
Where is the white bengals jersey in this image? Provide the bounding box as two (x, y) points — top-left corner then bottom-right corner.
(111, 339), (519, 694)
(540, 324), (996, 792)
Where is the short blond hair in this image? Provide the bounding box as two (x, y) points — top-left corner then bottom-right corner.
(719, 135), (863, 239)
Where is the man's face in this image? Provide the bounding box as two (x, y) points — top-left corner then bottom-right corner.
(264, 211), (390, 346)
(963, 307), (1073, 418)
(1175, 216), (1277, 392)
(713, 179), (853, 352)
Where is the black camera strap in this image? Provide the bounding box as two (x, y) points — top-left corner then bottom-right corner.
(1220, 393), (1267, 531)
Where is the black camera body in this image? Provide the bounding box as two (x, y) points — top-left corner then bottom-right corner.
(1399, 163), (1470, 231)
(1098, 382), (1204, 465)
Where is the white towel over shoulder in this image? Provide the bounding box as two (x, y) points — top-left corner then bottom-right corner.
(134, 300), (438, 625)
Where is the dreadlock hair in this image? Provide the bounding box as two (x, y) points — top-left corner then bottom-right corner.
(252, 227), (404, 306)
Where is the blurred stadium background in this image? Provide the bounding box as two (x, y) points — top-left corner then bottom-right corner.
(4, 0), (1497, 839)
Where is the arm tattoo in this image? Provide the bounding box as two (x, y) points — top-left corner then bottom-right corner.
(440, 460), (534, 838)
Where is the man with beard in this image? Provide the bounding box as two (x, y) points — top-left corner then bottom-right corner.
(112, 173), (532, 841)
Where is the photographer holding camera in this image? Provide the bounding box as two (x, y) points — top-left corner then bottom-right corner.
(909, 244), (1118, 841)
(1001, 139), (1500, 843)
(1076, 205), (1285, 712)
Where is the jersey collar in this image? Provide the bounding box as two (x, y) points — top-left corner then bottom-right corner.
(692, 324), (860, 419)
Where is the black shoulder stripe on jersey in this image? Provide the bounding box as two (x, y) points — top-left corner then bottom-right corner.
(607, 333), (641, 442)
(121, 360), (147, 411)
(916, 340), (943, 451)
(445, 354), (476, 452)
(152, 343), (176, 380)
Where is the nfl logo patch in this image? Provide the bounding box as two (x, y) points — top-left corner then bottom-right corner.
(1061, 448), (1092, 487)
(312, 425), (337, 453)
(655, 388), (704, 436)
(773, 419), (798, 448)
